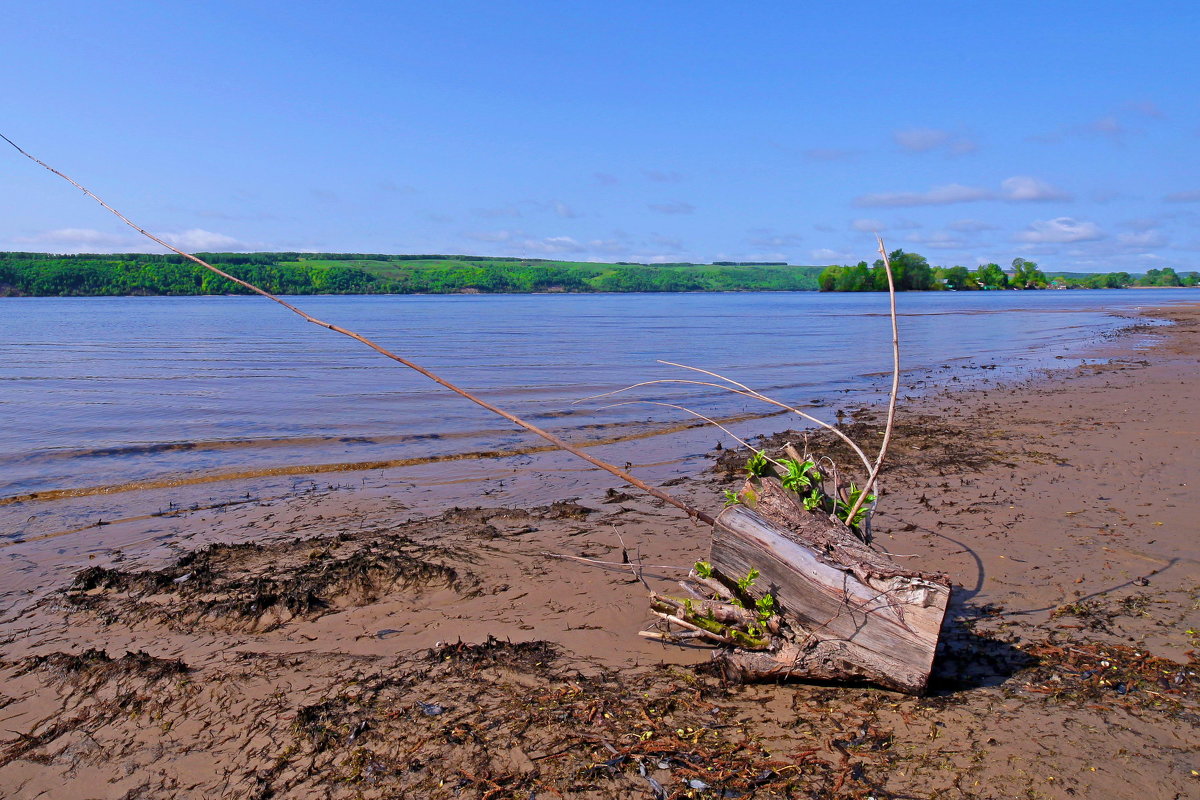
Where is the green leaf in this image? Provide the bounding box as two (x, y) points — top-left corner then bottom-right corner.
(736, 568), (760, 592)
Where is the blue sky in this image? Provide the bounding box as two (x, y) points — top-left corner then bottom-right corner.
(2, 1), (1197, 270)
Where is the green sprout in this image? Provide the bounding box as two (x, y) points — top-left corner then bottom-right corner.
(778, 458), (821, 493)
(744, 450), (769, 477)
(737, 568), (760, 593)
(837, 482), (876, 528)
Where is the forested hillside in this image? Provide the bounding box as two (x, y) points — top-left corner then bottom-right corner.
(0, 252), (823, 296)
(2, 251), (1192, 297)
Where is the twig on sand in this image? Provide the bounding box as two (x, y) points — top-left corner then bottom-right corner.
(539, 553), (689, 572)
(611, 526), (650, 589)
(2, 133), (713, 527)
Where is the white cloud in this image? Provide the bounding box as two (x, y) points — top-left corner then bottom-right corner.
(461, 229), (630, 258)
(946, 219), (998, 232)
(553, 202), (580, 218)
(1116, 230), (1166, 249)
(1013, 217), (1105, 244)
(1000, 176), (1072, 202)
(803, 148), (859, 161)
(160, 229), (252, 251)
(1088, 115), (1125, 139)
(13, 228), (129, 249)
(1126, 100), (1165, 118)
(746, 231), (804, 248)
(11, 226), (257, 253)
(1033, 107), (1157, 145)
(376, 180), (415, 194)
(473, 205), (522, 219)
(856, 176), (1072, 208)
(1120, 217), (1161, 232)
(649, 234), (684, 250)
(854, 183), (991, 207)
(464, 229), (516, 243)
(905, 231), (967, 249)
(893, 127), (977, 155)
(851, 218), (886, 232)
(1091, 188), (1122, 203)
(1165, 190), (1200, 203)
(643, 169), (685, 183)
(810, 248), (853, 262)
(523, 236), (583, 255)
(648, 201), (695, 215)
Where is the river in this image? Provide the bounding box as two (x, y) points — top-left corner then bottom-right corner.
(0, 289), (1194, 540)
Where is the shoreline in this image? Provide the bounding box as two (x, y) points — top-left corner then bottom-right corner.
(0, 304), (1197, 798)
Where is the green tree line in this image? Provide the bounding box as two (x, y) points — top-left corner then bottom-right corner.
(0, 252), (823, 296)
(818, 252), (1199, 292)
(2, 251), (1193, 297)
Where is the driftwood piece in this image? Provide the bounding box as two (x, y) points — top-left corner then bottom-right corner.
(709, 478), (950, 694)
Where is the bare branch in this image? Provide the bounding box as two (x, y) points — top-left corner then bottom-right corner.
(597, 400), (767, 462)
(578, 375), (874, 474)
(843, 235), (902, 529)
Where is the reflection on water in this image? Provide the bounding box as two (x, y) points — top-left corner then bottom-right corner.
(0, 289), (1190, 510)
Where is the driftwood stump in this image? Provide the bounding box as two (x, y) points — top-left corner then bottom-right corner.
(708, 477), (950, 694)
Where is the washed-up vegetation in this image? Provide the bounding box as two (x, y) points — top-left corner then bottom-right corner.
(59, 526), (475, 632)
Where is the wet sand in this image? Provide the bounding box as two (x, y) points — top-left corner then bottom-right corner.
(0, 305), (1196, 799)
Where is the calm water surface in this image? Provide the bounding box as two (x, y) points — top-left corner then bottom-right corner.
(0, 289), (1193, 508)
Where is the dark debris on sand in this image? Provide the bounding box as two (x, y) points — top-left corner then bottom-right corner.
(59, 524), (474, 632)
(271, 640), (903, 800)
(1014, 638), (1199, 718)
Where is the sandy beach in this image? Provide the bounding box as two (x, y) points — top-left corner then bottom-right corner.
(0, 304), (1196, 799)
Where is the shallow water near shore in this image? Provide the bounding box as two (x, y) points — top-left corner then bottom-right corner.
(0, 289), (1194, 540)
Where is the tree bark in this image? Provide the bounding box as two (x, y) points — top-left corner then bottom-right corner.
(708, 478), (951, 694)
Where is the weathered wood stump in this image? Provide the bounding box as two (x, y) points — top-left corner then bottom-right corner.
(708, 477), (950, 694)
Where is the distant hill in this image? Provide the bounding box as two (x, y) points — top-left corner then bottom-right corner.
(0, 252), (826, 296)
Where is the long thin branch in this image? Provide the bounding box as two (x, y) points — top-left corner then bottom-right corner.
(659, 361), (876, 472)
(843, 235), (901, 527)
(597, 399), (766, 461)
(2, 133), (714, 526)
(577, 374), (874, 474)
